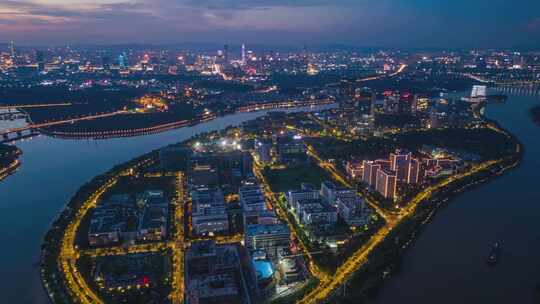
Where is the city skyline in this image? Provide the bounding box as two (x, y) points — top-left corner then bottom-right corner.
(1, 0), (540, 48)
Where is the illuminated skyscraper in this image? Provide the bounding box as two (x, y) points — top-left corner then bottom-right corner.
(375, 169), (397, 200)
(241, 44), (246, 66)
(407, 158), (421, 184)
(362, 161), (381, 187)
(390, 149), (412, 182)
(370, 92), (377, 116)
(36, 50), (45, 71)
(224, 44), (229, 63)
(118, 52), (127, 68)
(9, 41), (15, 59)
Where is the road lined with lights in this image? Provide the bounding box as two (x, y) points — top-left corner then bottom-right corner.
(170, 172), (185, 304)
(51, 157), (155, 304)
(50, 157), (249, 304)
(296, 134), (520, 303)
(306, 144), (394, 223)
(251, 152), (329, 281)
(0, 159), (20, 181)
(0, 102), (72, 110)
(1, 110), (128, 136)
(356, 63), (408, 82)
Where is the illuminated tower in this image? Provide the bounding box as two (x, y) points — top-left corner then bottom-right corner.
(407, 158), (421, 184)
(370, 92), (377, 116)
(390, 149), (412, 182)
(36, 50), (45, 71)
(118, 52), (128, 68)
(224, 44), (229, 63)
(9, 41), (15, 59)
(362, 161), (381, 187)
(241, 44), (246, 66)
(375, 169), (397, 200)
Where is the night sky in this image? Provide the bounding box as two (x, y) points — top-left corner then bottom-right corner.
(1, 0), (539, 47)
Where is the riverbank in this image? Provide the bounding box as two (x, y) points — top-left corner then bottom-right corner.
(40, 108), (524, 304)
(0, 101), (334, 184)
(40, 150), (159, 303)
(40, 99), (334, 140)
(0, 143), (21, 181)
(325, 120), (523, 303)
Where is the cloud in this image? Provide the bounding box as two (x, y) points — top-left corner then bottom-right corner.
(0, 0), (539, 47)
(174, 0), (364, 10)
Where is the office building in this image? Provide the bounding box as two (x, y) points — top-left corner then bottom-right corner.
(244, 210), (280, 227)
(191, 188), (229, 236)
(189, 163), (219, 188)
(185, 241), (249, 304)
(320, 181), (355, 206)
(245, 224), (290, 258)
(239, 184), (266, 212)
(296, 198), (337, 226)
(337, 195), (370, 227)
(286, 183), (320, 210)
(137, 191), (169, 241)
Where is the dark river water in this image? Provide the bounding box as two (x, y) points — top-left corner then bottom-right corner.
(376, 94), (540, 304)
(1, 95), (539, 304)
(0, 105), (335, 304)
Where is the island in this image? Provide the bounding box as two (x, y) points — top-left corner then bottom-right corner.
(40, 96), (522, 304)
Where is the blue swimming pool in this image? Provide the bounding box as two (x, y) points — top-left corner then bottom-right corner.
(253, 259), (274, 280)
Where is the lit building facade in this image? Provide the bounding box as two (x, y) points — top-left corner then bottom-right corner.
(375, 169), (397, 200)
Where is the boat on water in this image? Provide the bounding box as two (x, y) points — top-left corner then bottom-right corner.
(487, 242), (501, 265)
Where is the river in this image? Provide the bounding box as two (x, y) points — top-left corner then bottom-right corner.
(375, 94), (540, 303)
(0, 105), (334, 304)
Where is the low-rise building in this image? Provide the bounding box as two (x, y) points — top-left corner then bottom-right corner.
(185, 241), (250, 304)
(245, 224), (290, 259)
(296, 198), (338, 226)
(239, 184), (266, 212)
(320, 181), (355, 206)
(337, 195), (370, 227)
(138, 191), (169, 241)
(286, 183), (320, 211)
(88, 194), (138, 246)
(191, 188), (229, 236)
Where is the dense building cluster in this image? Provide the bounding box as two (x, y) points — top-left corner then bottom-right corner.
(88, 190), (168, 246)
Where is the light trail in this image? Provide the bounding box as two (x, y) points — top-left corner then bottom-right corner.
(0, 159), (20, 181)
(55, 157), (156, 304)
(1, 110), (128, 136)
(0, 102), (72, 109)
